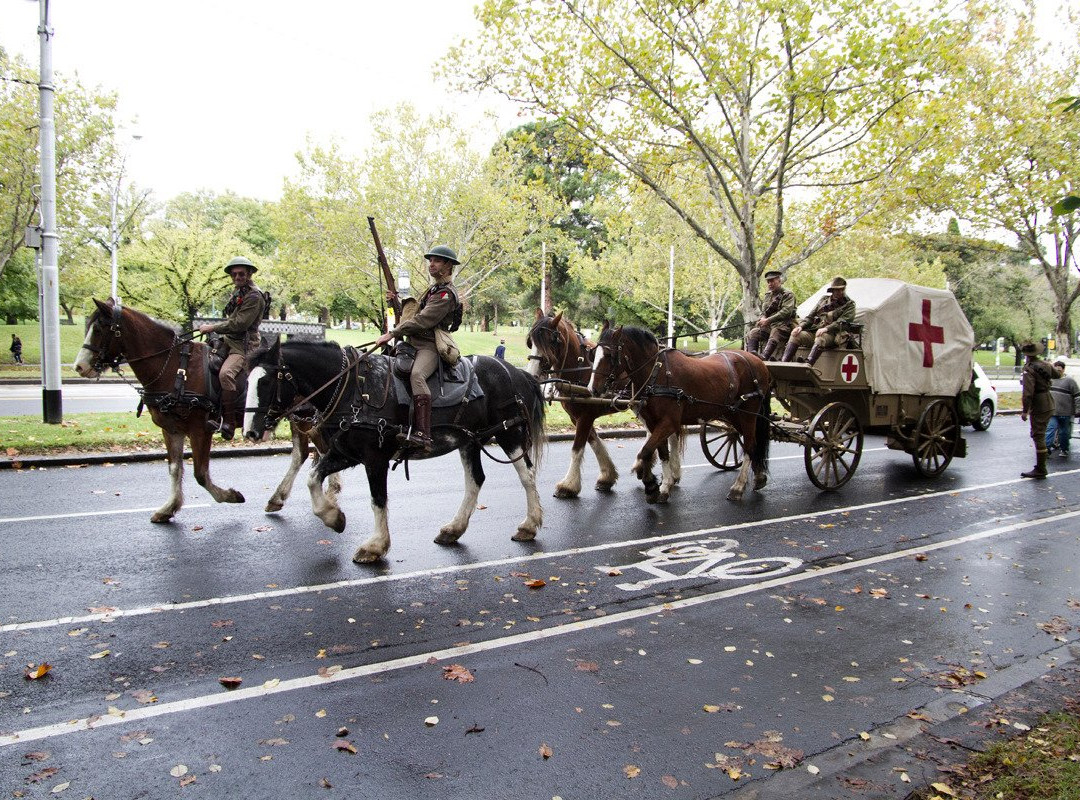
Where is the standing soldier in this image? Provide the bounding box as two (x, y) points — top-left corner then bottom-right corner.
(375, 245), (462, 454)
(198, 257), (265, 440)
(744, 270), (795, 361)
(782, 276), (856, 366)
(1019, 341), (1055, 478)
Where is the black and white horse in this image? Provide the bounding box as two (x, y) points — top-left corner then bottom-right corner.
(244, 339), (545, 563)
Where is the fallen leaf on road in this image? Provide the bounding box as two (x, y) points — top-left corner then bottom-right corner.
(24, 663), (52, 680)
(539, 743), (553, 759)
(24, 751), (50, 762)
(524, 579), (546, 589)
(130, 689), (157, 704)
(442, 664), (475, 683)
(575, 661), (599, 672)
(89, 650), (110, 660)
(624, 765), (641, 779)
(333, 739), (357, 753)
(662, 775), (678, 788)
(26, 766), (60, 783)
(50, 781), (69, 793)
(219, 676), (243, 689)
(424, 716), (439, 727)
(169, 765), (188, 777)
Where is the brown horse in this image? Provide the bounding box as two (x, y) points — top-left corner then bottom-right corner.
(587, 322), (772, 502)
(74, 299), (334, 522)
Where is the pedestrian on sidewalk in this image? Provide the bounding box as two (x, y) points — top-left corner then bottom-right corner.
(1046, 360), (1079, 459)
(9, 334), (22, 364)
(1020, 341), (1055, 479)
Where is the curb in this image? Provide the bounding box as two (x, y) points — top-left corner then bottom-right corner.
(731, 642), (1080, 799)
(0, 427), (652, 470)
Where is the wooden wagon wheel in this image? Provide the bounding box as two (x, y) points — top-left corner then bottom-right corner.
(699, 421), (743, 471)
(912, 398), (959, 477)
(804, 401), (863, 490)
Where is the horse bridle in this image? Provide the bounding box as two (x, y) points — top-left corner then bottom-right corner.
(257, 347), (360, 432)
(594, 328), (663, 398)
(527, 319), (593, 383)
(82, 305), (185, 386)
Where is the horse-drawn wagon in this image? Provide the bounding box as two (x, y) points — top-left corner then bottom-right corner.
(701, 278), (976, 489)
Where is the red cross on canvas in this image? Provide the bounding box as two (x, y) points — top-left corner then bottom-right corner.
(908, 298), (944, 368)
(840, 354), (859, 382)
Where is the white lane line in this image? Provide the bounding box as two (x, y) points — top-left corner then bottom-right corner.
(3, 508), (1076, 749)
(0, 504), (212, 525)
(5, 468), (1080, 635)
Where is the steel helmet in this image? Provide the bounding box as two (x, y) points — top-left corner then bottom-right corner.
(224, 256), (257, 274)
(423, 245), (460, 266)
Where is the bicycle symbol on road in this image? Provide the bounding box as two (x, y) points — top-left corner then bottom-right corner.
(597, 538), (803, 592)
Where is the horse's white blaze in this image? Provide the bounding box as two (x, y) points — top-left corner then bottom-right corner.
(244, 365), (268, 437)
(73, 326), (97, 377)
(525, 343), (542, 378)
(586, 345), (605, 395)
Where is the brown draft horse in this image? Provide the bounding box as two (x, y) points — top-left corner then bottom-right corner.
(526, 309), (681, 497)
(74, 299), (335, 522)
(587, 322), (772, 502)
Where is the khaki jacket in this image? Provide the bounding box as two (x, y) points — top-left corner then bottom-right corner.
(391, 282), (458, 351)
(211, 282), (265, 356)
(799, 294), (855, 334)
(1022, 358), (1056, 416)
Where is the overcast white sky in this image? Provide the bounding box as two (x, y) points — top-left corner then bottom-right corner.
(0, 0), (522, 202)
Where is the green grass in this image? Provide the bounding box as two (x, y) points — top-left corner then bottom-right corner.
(913, 711), (1080, 800)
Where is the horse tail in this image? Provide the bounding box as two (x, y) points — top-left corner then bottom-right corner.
(751, 377), (772, 475)
(522, 371), (546, 471)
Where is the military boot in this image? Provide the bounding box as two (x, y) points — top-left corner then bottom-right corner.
(806, 344), (824, 366)
(760, 340), (778, 361)
(401, 394), (433, 455)
(218, 391), (237, 441)
(1020, 449), (1048, 479)
(781, 341), (799, 362)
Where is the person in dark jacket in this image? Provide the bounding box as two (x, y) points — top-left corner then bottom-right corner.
(782, 276), (856, 365)
(9, 334), (23, 364)
(1046, 360), (1079, 459)
(1019, 341), (1056, 478)
(198, 257), (265, 439)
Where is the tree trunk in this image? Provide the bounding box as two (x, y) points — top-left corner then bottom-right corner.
(60, 302), (74, 325)
(319, 306), (330, 325)
(482, 314), (491, 332)
(1055, 314), (1073, 358)
(5, 315), (16, 325)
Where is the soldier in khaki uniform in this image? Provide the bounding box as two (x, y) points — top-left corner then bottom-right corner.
(745, 270), (796, 361)
(1019, 341), (1056, 478)
(782, 276), (856, 366)
(376, 245), (461, 454)
(198, 257), (265, 439)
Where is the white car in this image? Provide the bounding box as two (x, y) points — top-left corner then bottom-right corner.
(970, 362), (997, 431)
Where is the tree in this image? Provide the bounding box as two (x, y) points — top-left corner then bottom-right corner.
(931, 10), (1080, 355)
(448, 0), (974, 318)
(0, 248), (38, 324)
(120, 204), (252, 325)
(0, 49), (119, 280)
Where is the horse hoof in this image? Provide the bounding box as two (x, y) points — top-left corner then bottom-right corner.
(330, 512), (346, 533)
(512, 528), (536, 542)
(150, 512), (172, 524)
(657, 492), (670, 504)
(726, 489), (744, 502)
(352, 548), (382, 564)
(264, 501), (284, 513)
(594, 481), (615, 492)
(434, 527), (463, 545)
(754, 475), (768, 491)
(230, 490), (245, 504)
(554, 486), (580, 499)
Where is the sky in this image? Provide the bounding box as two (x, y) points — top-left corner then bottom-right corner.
(0, 0), (522, 202)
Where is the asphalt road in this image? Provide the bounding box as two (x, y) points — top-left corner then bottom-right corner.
(1, 417), (1078, 799)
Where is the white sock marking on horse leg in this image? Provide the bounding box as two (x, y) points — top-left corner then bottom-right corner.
(442, 451), (482, 537)
(243, 366), (266, 438)
(510, 447), (543, 536)
(591, 436), (619, 487)
(556, 446), (585, 496)
(660, 454), (674, 499)
(307, 468), (339, 528)
(358, 502), (390, 560)
(267, 427), (305, 509)
(667, 433), (683, 482)
(728, 453), (751, 500)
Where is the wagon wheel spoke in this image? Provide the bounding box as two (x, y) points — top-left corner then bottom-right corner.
(912, 399), (959, 478)
(804, 402), (863, 490)
(700, 422), (743, 472)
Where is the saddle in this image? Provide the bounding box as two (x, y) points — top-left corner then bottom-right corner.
(391, 344), (484, 408)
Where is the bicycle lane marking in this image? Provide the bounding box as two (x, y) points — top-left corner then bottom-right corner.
(4, 469), (1080, 634)
(3, 507), (1077, 748)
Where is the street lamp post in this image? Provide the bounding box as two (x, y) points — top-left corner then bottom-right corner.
(109, 134), (141, 301)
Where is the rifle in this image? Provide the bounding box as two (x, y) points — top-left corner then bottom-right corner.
(367, 216), (402, 329)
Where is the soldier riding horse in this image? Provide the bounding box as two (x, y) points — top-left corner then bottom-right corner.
(244, 338), (545, 563)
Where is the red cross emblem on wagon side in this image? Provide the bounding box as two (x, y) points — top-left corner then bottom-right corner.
(839, 353), (860, 383)
(908, 298), (945, 368)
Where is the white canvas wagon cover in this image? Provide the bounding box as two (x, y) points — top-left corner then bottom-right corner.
(796, 278), (974, 396)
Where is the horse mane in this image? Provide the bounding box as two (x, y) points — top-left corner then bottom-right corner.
(618, 325), (658, 350)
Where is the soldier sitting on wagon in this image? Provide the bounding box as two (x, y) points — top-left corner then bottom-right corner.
(781, 276), (856, 366)
(745, 269), (796, 361)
